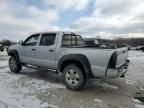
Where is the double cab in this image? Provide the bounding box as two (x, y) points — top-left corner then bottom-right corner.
(8, 32), (129, 90)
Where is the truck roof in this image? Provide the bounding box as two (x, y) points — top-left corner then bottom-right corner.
(32, 31), (81, 35)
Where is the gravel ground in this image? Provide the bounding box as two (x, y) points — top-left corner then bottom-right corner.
(0, 51), (144, 108)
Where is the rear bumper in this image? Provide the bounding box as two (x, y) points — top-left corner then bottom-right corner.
(106, 60), (130, 78)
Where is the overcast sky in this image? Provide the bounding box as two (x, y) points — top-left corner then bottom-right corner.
(0, 0), (144, 41)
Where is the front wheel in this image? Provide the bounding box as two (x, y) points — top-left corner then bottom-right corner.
(9, 56), (22, 73)
(62, 64), (86, 90)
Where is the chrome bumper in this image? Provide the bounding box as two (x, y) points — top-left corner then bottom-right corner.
(106, 60), (130, 78)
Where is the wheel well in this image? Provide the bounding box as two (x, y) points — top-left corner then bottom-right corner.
(8, 52), (20, 63)
(9, 53), (17, 58)
(60, 60), (86, 78)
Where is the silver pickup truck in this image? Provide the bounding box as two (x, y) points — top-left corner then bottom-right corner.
(8, 32), (129, 90)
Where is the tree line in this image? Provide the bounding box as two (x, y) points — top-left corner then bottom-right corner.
(0, 39), (16, 46)
(97, 37), (144, 47)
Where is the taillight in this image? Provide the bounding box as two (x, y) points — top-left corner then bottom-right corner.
(108, 52), (117, 68)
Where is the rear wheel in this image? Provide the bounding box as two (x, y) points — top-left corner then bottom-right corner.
(62, 64), (86, 90)
(9, 56), (22, 73)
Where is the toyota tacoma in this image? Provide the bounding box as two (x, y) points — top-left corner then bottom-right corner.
(8, 32), (129, 90)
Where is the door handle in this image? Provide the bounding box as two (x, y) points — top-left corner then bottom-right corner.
(32, 48), (36, 51)
(49, 49), (54, 52)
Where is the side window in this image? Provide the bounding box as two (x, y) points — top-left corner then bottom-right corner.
(40, 33), (56, 46)
(24, 34), (39, 46)
(71, 36), (76, 45)
(62, 35), (72, 46)
(76, 35), (84, 45)
(62, 34), (84, 46)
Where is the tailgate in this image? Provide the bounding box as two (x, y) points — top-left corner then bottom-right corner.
(115, 47), (128, 68)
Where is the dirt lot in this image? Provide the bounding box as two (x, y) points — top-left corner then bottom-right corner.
(0, 51), (144, 108)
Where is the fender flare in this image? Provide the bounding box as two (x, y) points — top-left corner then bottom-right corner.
(57, 54), (93, 79)
(8, 49), (21, 64)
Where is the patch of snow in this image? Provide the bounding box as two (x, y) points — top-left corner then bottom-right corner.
(94, 98), (103, 104)
(0, 51), (10, 67)
(40, 102), (58, 108)
(97, 82), (119, 90)
(135, 104), (144, 108)
(140, 87), (144, 91)
(0, 63), (62, 108)
(0, 67), (9, 73)
(0, 51), (7, 56)
(0, 61), (8, 67)
(125, 79), (137, 85)
(80, 106), (83, 108)
(132, 98), (144, 108)
(48, 104), (58, 108)
(132, 98), (143, 104)
(52, 94), (56, 97)
(128, 51), (144, 61)
(40, 102), (49, 108)
(24, 78), (65, 90)
(0, 85), (42, 108)
(0, 68), (41, 107)
(18, 87), (31, 94)
(93, 98), (107, 108)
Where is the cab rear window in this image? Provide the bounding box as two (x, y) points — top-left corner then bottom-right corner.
(62, 34), (84, 46)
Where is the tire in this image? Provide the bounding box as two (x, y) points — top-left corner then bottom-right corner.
(9, 56), (22, 73)
(62, 64), (86, 90)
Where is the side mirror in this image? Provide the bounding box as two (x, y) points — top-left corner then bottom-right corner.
(19, 40), (24, 45)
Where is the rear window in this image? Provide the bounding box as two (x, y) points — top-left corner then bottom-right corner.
(62, 34), (84, 46)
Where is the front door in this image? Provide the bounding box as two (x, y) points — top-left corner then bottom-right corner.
(19, 34), (40, 65)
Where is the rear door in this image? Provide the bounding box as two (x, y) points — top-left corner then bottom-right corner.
(36, 33), (57, 69)
(19, 34), (40, 65)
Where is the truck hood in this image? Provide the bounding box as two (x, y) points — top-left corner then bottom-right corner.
(8, 44), (20, 51)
